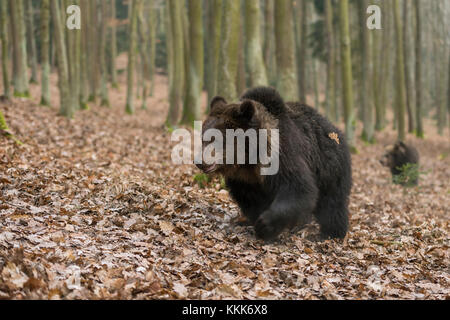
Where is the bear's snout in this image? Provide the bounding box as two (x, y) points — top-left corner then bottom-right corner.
(196, 163), (218, 174)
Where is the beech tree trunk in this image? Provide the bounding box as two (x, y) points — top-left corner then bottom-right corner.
(339, 0), (356, 151)
(40, 0), (50, 106)
(50, 0), (71, 117)
(0, 0), (11, 99)
(10, 0), (29, 97)
(245, 0), (268, 87)
(181, 0), (204, 125)
(393, 0), (407, 141)
(325, 0), (335, 120)
(217, 0), (240, 102)
(126, 0), (139, 114)
(414, 0), (423, 138)
(274, 0), (297, 101)
(166, 0), (185, 124)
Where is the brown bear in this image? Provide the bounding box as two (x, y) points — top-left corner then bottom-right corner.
(196, 87), (352, 241)
(380, 141), (420, 186)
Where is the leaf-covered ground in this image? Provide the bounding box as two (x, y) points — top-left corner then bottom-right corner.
(1, 70), (449, 300)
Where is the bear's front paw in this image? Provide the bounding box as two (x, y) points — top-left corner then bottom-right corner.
(254, 212), (282, 241)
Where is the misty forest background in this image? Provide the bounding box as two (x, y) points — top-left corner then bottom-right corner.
(0, 0), (449, 146)
(0, 0), (449, 300)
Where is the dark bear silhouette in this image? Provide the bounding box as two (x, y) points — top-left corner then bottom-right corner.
(380, 141), (420, 185)
(197, 87), (352, 241)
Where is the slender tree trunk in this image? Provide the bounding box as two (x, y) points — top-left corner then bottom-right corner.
(148, 0), (157, 96)
(359, 0), (374, 143)
(88, 0), (99, 102)
(264, 0), (276, 86)
(10, 0), (29, 97)
(324, 0), (335, 120)
(334, 7), (341, 123)
(217, 0), (240, 102)
(166, 0), (184, 124)
(126, 0), (139, 114)
(165, 2), (173, 99)
(313, 60), (319, 110)
(40, 0), (51, 106)
(66, 0), (81, 112)
(339, 0), (356, 151)
(99, 0), (109, 107)
(414, 0), (423, 138)
(393, 0), (407, 141)
(377, 0), (392, 131)
(51, 0), (71, 117)
(403, 0), (415, 133)
(236, 11), (246, 95)
(181, 0), (203, 125)
(434, 1), (447, 135)
(274, 0), (297, 101)
(138, 0), (150, 109)
(245, 0), (268, 87)
(0, 0), (11, 99)
(297, 0), (308, 103)
(373, 0), (382, 131)
(110, 0), (118, 88)
(181, 1), (189, 106)
(205, 0), (223, 108)
(25, 0), (38, 84)
(79, 0), (89, 109)
(447, 50), (450, 131)
(372, 20), (381, 130)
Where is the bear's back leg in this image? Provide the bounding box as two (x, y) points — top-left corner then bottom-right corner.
(313, 193), (349, 239)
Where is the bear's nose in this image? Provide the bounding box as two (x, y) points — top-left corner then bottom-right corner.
(196, 163), (206, 171)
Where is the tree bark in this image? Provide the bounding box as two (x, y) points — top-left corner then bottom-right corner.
(414, 0), (423, 138)
(245, 0), (268, 87)
(88, 0), (99, 102)
(0, 0), (11, 99)
(274, 0), (297, 101)
(166, 0), (185, 124)
(236, 11), (246, 95)
(297, 0), (308, 103)
(25, 0), (38, 84)
(110, 0), (118, 88)
(324, 0), (335, 120)
(40, 0), (51, 106)
(393, 0), (407, 141)
(403, 0), (415, 133)
(126, 0), (139, 114)
(50, 0), (71, 117)
(376, 0), (392, 131)
(359, 0), (374, 143)
(99, 0), (109, 107)
(10, 0), (29, 97)
(264, 0), (276, 86)
(181, 0), (204, 125)
(148, 0), (157, 96)
(79, 0), (89, 109)
(205, 0), (222, 107)
(217, 0), (240, 102)
(339, 0), (356, 151)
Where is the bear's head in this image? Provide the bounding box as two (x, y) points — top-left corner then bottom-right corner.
(380, 141), (410, 169)
(196, 96), (279, 178)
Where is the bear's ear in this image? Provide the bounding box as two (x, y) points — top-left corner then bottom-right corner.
(396, 141), (407, 153)
(236, 100), (255, 122)
(210, 96), (227, 112)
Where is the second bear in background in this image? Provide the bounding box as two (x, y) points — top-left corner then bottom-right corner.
(380, 141), (420, 186)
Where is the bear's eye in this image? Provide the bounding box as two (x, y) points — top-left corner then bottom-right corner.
(224, 120), (236, 129)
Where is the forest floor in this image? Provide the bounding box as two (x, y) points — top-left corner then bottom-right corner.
(0, 61), (449, 299)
